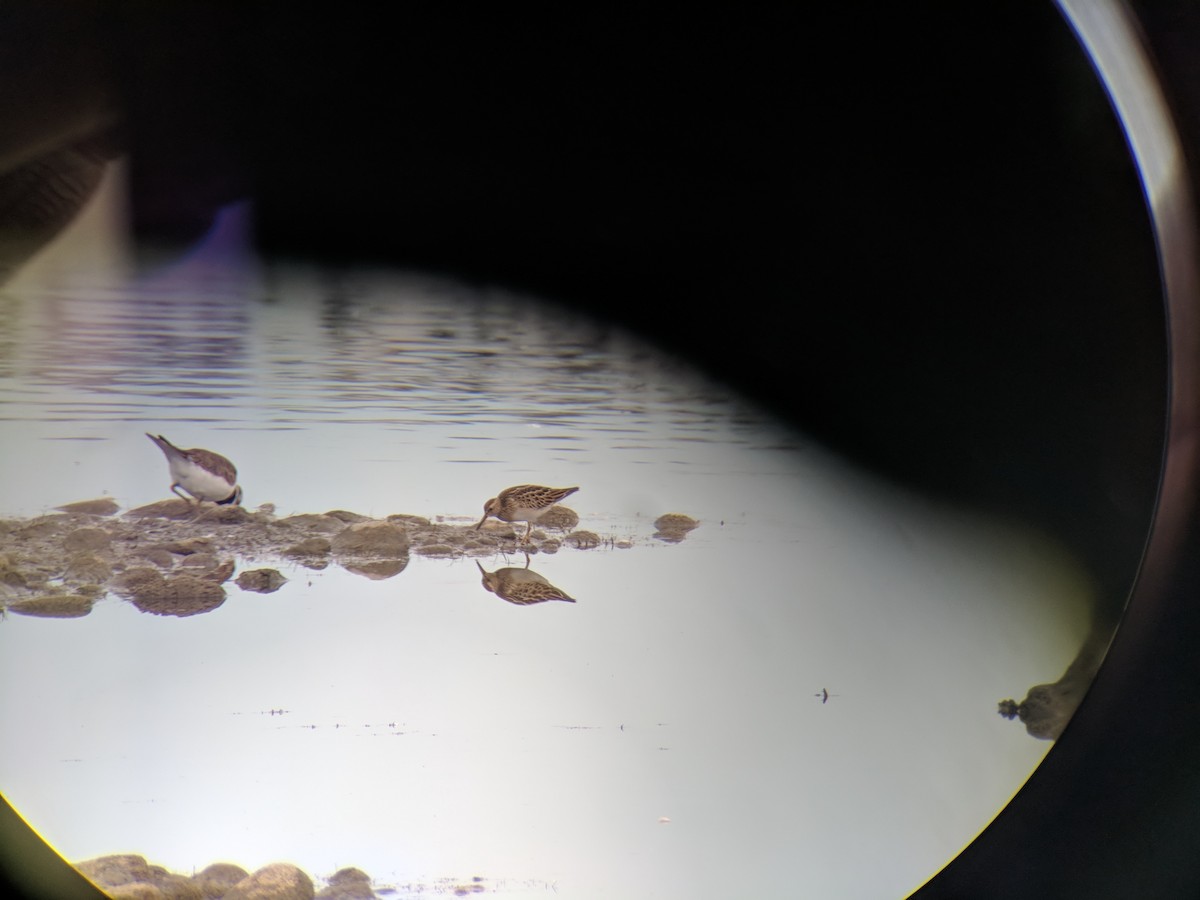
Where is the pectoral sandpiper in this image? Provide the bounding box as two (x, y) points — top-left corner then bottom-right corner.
(475, 484), (578, 540)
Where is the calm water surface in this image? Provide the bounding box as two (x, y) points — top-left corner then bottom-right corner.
(0, 200), (1092, 897)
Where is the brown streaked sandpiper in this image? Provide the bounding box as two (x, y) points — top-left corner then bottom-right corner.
(475, 557), (576, 606)
(474, 484), (579, 540)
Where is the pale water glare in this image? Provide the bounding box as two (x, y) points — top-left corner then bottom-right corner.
(0, 176), (1093, 897)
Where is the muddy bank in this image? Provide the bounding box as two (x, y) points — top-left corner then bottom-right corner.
(74, 853), (501, 898)
(0, 499), (699, 618)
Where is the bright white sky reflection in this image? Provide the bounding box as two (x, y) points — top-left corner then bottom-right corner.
(0, 166), (1092, 898)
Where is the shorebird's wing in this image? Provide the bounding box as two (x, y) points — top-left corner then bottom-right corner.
(186, 448), (238, 483)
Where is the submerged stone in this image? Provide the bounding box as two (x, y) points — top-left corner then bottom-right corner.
(75, 855), (154, 889)
(342, 558), (408, 580)
(279, 514), (346, 533)
(283, 537), (333, 558)
(331, 522), (409, 558)
(65, 552), (113, 583)
(8, 593), (95, 618)
(63, 527), (112, 553)
(564, 530), (601, 549)
(192, 863), (251, 897)
(653, 513), (700, 542)
(324, 509), (371, 523)
(127, 499), (194, 519)
(317, 867), (376, 899)
(236, 568), (288, 593)
(56, 498), (121, 516)
(538, 505), (579, 531)
(224, 863), (314, 900)
(115, 571), (226, 617)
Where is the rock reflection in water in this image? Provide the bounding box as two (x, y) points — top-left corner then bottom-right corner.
(653, 513), (700, 543)
(7, 594), (96, 619)
(998, 618), (1113, 740)
(476, 555), (576, 606)
(112, 567), (228, 618)
(234, 568), (288, 594)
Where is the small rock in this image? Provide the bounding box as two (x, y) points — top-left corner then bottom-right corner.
(109, 884), (165, 899)
(56, 498), (121, 516)
(204, 560), (237, 584)
(64, 552), (113, 583)
(126, 574), (227, 617)
(331, 522), (409, 558)
(8, 594), (95, 618)
(413, 542), (458, 558)
(317, 867), (376, 899)
(195, 505), (255, 525)
(316, 882), (375, 899)
(17, 516), (69, 539)
(179, 552), (220, 570)
(126, 501), (250, 524)
(139, 548), (178, 569)
(653, 513), (699, 542)
(386, 513), (431, 527)
(563, 530), (601, 549)
(283, 537), (332, 558)
(224, 862), (314, 900)
(191, 862), (251, 898)
(278, 514), (346, 533)
(64, 526), (112, 553)
(160, 538), (215, 556)
(237, 568), (288, 593)
(154, 874), (204, 900)
(112, 567), (168, 596)
(326, 868), (371, 887)
(342, 558), (408, 580)
(538, 505), (579, 531)
(0, 553), (28, 588)
(126, 500), (195, 520)
(324, 510), (371, 524)
(76, 855), (154, 889)
(138, 866), (204, 900)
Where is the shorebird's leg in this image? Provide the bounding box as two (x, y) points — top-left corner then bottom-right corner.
(170, 484), (191, 503)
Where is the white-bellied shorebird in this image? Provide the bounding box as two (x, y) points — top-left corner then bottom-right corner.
(146, 433), (243, 506)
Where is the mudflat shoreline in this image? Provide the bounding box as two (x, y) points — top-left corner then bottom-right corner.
(0, 497), (699, 619)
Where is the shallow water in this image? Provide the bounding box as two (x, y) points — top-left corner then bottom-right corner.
(0, 185), (1093, 897)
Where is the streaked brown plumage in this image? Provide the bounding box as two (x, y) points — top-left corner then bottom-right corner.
(475, 484), (579, 540)
(476, 559), (576, 606)
(146, 433), (243, 506)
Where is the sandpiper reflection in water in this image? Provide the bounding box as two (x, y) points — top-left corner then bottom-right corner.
(476, 555), (576, 606)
